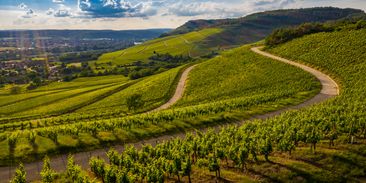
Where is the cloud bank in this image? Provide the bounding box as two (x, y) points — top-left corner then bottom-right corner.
(1, 0), (365, 30)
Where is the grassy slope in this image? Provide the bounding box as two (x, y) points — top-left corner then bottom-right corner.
(0, 44), (321, 165)
(78, 66), (184, 113)
(72, 29), (366, 182)
(162, 7), (364, 48)
(97, 28), (222, 66)
(174, 45), (319, 107)
(232, 28), (366, 182)
(0, 75), (129, 118)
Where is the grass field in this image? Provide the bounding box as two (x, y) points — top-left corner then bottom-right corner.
(96, 28), (222, 66)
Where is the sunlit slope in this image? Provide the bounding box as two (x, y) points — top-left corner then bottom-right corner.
(97, 28), (222, 65)
(81, 27), (366, 183)
(0, 75), (128, 118)
(78, 66), (184, 113)
(268, 28), (366, 107)
(174, 45), (320, 107)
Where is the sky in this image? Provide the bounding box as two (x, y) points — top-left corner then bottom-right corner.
(0, 0), (365, 30)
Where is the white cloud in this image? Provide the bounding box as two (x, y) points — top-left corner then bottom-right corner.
(52, 0), (65, 4)
(18, 3), (36, 18)
(54, 9), (71, 17)
(1, 0), (365, 30)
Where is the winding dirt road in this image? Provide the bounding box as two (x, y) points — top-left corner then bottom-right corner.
(0, 47), (339, 182)
(148, 65), (197, 113)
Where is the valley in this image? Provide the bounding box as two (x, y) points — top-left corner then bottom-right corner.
(0, 6), (365, 183)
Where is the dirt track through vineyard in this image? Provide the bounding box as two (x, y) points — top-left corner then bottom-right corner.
(0, 47), (339, 182)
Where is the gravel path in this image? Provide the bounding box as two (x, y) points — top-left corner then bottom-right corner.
(0, 47), (339, 182)
(148, 65), (197, 113)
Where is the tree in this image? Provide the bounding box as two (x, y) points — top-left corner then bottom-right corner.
(11, 163), (26, 183)
(41, 156), (56, 183)
(126, 94), (144, 111)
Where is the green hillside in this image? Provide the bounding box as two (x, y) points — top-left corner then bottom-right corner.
(93, 7), (363, 71)
(174, 45), (319, 107)
(163, 7), (364, 47)
(3, 7), (366, 183)
(69, 22), (366, 183)
(0, 75), (128, 118)
(0, 44), (320, 165)
(77, 65), (185, 113)
(96, 28), (222, 66)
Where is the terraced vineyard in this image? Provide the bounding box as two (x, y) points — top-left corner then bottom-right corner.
(0, 42), (323, 182)
(0, 75), (129, 118)
(174, 46), (319, 108)
(7, 24), (366, 182)
(2, 9), (366, 182)
(97, 28), (222, 66)
(78, 65), (185, 113)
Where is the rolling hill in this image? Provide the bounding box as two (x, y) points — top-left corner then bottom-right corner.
(95, 7), (364, 68)
(163, 7), (364, 46)
(81, 21), (366, 183)
(2, 7), (366, 183)
(97, 28), (222, 66)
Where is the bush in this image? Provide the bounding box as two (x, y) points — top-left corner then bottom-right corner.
(265, 23), (333, 46)
(126, 94), (145, 111)
(10, 86), (22, 94)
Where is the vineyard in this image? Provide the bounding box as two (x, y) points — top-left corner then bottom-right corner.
(0, 43), (321, 170)
(7, 26), (366, 182)
(0, 75), (129, 118)
(173, 46), (319, 107)
(96, 28), (222, 66)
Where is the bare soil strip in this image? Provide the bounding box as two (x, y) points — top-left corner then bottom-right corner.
(0, 47), (339, 182)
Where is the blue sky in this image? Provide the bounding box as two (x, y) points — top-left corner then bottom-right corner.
(0, 0), (365, 30)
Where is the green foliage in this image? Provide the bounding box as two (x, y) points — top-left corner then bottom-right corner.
(265, 22), (333, 46)
(126, 94), (145, 111)
(164, 7), (364, 47)
(79, 65), (183, 113)
(174, 45), (319, 107)
(10, 86), (22, 94)
(66, 155), (91, 183)
(265, 18), (366, 46)
(11, 163), (26, 183)
(40, 156), (56, 183)
(71, 28), (366, 182)
(97, 28), (221, 66)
